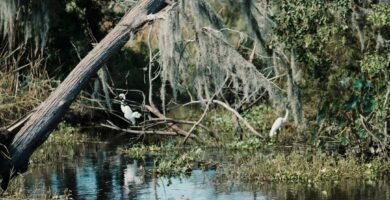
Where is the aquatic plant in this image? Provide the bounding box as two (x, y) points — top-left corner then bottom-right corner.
(2, 175), (71, 199)
(217, 150), (390, 184)
(155, 147), (206, 175)
(29, 122), (97, 164)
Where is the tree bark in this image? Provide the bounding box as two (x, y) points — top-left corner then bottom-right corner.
(287, 52), (304, 126)
(0, 0), (171, 188)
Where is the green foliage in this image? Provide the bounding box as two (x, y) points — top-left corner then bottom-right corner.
(4, 175), (72, 199)
(272, 0), (351, 68)
(361, 54), (389, 74)
(156, 148), (205, 175)
(225, 137), (263, 150)
(30, 122), (93, 163)
(272, 0), (389, 150)
(65, 0), (85, 16)
(123, 144), (175, 158)
(219, 150), (389, 184)
(1, 0), (389, 158)
(243, 105), (275, 133)
(207, 109), (234, 136)
(345, 78), (376, 114)
(123, 145), (219, 176)
(205, 105), (274, 144)
(368, 5), (390, 27)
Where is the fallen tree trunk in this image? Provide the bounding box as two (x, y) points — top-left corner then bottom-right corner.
(0, 0), (172, 190)
(0, 111), (34, 145)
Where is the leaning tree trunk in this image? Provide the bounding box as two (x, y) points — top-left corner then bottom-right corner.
(0, 0), (171, 189)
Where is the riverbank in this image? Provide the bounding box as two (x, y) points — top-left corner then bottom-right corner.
(121, 141), (390, 182)
(1, 125), (390, 199)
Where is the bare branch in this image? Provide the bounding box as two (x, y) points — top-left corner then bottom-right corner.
(183, 99), (264, 138)
(360, 114), (387, 151)
(144, 105), (202, 143)
(101, 122), (177, 136)
(142, 118), (215, 138)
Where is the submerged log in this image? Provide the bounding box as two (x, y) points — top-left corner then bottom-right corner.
(0, 0), (173, 191)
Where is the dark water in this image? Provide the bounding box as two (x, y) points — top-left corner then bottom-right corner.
(19, 142), (390, 200)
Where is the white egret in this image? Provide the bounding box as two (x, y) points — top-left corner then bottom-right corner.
(118, 93), (142, 125)
(269, 109), (289, 138)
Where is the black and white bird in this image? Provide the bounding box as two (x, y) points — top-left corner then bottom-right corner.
(118, 93), (142, 125)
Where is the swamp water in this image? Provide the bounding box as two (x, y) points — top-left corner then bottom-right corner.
(12, 137), (390, 200)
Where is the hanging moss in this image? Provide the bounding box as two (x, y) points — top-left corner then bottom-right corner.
(0, 0), (49, 52)
(158, 0), (282, 107)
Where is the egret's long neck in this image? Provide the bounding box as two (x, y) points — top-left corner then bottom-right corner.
(121, 97), (126, 105)
(283, 109), (289, 121)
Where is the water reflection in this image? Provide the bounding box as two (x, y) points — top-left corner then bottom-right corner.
(20, 143), (390, 200)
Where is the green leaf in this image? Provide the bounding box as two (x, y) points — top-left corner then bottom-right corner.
(316, 109), (325, 122)
(365, 81), (374, 89)
(353, 79), (363, 90)
(363, 98), (376, 114)
(340, 133), (349, 146)
(357, 129), (368, 139)
(345, 98), (358, 110)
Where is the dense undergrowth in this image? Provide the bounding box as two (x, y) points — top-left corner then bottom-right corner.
(0, 0), (389, 198)
(0, 0), (388, 152)
(217, 148), (390, 184)
(29, 122), (97, 164)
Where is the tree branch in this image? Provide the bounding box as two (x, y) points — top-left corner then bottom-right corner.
(0, 0), (174, 189)
(183, 100), (264, 138)
(101, 121), (177, 136)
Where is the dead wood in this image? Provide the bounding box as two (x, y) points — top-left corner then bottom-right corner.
(144, 105), (202, 143)
(101, 121), (178, 136)
(184, 100), (264, 138)
(143, 118), (216, 138)
(0, 0), (173, 191)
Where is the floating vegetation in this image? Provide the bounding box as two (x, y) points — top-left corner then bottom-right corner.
(121, 139), (390, 184)
(154, 148), (205, 175)
(224, 137), (263, 150)
(120, 143), (184, 157)
(2, 171), (72, 199)
(217, 150), (390, 185)
(122, 145), (218, 176)
(30, 122), (102, 164)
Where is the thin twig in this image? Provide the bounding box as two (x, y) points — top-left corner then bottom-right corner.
(142, 118), (215, 137)
(359, 114), (386, 150)
(144, 105), (202, 143)
(101, 122), (177, 136)
(213, 100), (263, 138)
(182, 97), (213, 144)
(183, 99), (264, 138)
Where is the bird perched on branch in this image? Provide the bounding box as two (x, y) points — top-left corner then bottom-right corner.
(269, 109), (289, 138)
(118, 93), (142, 125)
